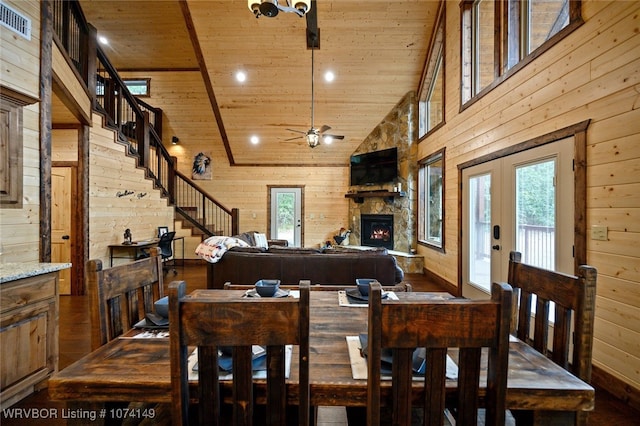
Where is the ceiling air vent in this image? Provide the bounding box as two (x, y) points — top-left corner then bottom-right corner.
(0, 1), (31, 40)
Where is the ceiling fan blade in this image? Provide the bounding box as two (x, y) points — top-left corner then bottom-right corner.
(324, 134), (344, 140)
(286, 128), (307, 135)
(283, 136), (303, 141)
(318, 124), (331, 133)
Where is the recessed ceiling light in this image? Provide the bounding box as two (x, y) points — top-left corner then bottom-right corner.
(236, 71), (247, 83)
(98, 36), (108, 45)
(323, 135), (333, 144)
(324, 71), (335, 82)
(250, 135), (259, 145)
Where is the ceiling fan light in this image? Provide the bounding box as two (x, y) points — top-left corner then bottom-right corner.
(259, 0), (279, 17)
(306, 132), (320, 148)
(248, 1), (261, 17)
(294, 0), (311, 15)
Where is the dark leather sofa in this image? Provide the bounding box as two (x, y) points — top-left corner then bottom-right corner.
(206, 246), (404, 289)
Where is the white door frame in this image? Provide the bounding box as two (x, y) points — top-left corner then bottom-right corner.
(458, 121), (589, 298)
(268, 186), (304, 247)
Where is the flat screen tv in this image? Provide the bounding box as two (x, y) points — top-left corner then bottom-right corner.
(350, 147), (398, 186)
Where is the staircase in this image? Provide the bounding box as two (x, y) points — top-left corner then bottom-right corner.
(52, 0), (238, 251)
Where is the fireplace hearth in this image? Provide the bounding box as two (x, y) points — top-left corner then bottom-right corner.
(361, 214), (394, 250)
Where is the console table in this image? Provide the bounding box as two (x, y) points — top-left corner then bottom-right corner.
(108, 236), (185, 267)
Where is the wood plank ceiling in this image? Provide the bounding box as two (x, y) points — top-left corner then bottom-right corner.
(72, 0), (439, 166)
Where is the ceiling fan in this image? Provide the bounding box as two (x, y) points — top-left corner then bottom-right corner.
(285, 34), (344, 148)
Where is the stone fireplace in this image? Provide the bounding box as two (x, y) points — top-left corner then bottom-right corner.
(345, 91), (423, 274)
(361, 214), (394, 249)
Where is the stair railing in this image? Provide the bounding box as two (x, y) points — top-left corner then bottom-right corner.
(52, 0), (90, 85)
(50, 0), (238, 238)
(95, 46), (171, 192)
(174, 170), (239, 237)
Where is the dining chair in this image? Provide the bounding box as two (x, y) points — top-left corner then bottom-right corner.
(223, 280), (413, 292)
(507, 251), (597, 426)
(86, 247), (164, 350)
(86, 248), (170, 424)
(169, 280), (310, 426)
(366, 281), (513, 426)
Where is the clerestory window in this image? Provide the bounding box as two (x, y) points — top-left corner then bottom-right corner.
(461, 0), (582, 106)
(418, 4), (445, 138)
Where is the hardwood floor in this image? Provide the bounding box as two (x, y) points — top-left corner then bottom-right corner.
(2, 263), (638, 425)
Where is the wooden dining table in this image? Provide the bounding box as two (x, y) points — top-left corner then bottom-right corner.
(48, 290), (594, 424)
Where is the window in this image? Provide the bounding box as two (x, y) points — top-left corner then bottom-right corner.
(462, 0), (497, 103)
(473, 0), (497, 97)
(418, 149), (445, 251)
(96, 79), (150, 97)
(462, 0), (581, 105)
(418, 4), (445, 137)
(124, 79), (150, 97)
(506, 0), (570, 69)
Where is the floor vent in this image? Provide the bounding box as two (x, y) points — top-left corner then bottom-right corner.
(0, 2), (31, 40)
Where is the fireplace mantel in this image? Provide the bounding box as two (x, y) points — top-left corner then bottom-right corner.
(345, 190), (406, 204)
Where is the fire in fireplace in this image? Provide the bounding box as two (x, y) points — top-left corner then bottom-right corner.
(361, 214), (394, 250)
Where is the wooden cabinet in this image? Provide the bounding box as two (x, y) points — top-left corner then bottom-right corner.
(0, 271), (59, 407)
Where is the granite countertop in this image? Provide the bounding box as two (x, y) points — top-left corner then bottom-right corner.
(0, 262), (72, 284)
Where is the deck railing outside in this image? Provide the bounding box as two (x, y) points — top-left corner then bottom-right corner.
(476, 221), (555, 270)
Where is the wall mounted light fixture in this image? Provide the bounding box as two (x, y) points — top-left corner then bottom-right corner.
(171, 136), (179, 145)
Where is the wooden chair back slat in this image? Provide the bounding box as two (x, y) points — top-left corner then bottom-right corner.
(87, 247), (164, 350)
(367, 281), (512, 426)
(507, 251), (597, 426)
(423, 348), (447, 425)
(457, 347), (482, 425)
(169, 280), (310, 426)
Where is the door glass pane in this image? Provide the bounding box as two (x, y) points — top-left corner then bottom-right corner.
(515, 159), (556, 270)
(469, 173), (491, 291)
(275, 192), (295, 245)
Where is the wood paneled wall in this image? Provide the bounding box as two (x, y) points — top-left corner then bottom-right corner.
(121, 71), (351, 248)
(122, 1), (639, 394)
(0, 1), (41, 263)
(4, 0), (636, 403)
(418, 0), (640, 394)
(52, 129), (79, 161)
(88, 115), (175, 265)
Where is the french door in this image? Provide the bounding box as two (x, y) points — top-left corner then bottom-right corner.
(462, 138), (574, 298)
(269, 187), (303, 247)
